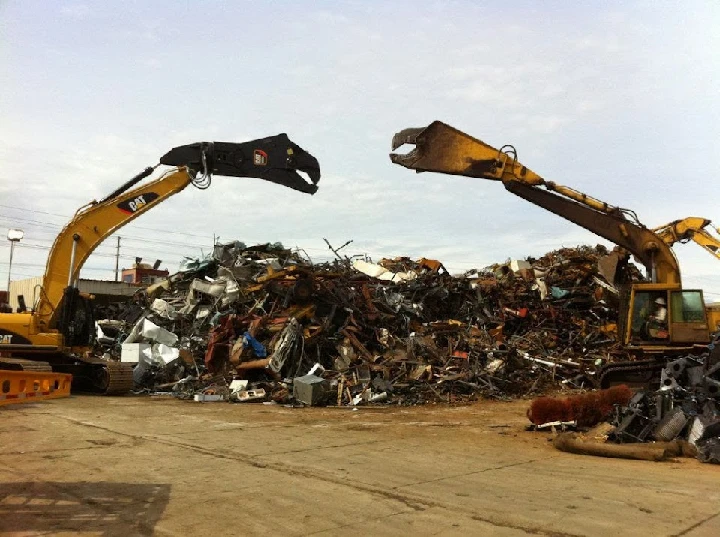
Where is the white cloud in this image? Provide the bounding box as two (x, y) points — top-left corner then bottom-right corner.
(60, 3), (90, 19)
(312, 10), (349, 24)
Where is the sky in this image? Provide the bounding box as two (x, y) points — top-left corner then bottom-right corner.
(1, 1), (719, 301)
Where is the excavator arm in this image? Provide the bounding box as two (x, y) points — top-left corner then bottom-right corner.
(36, 133), (320, 331)
(0, 133), (319, 391)
(652, 217), (720, 262)
(389, 121), (681, 286)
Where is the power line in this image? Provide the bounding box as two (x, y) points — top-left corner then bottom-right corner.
(0, 206), (485, 256)
(0, 216), (213, 251)
(9, 241), (195, 262)
(0, 261), (117, 272)
(687, 276), (720, 284)
(0, 203), (217, 240)
(4, 206), (660, 270)
(0, 230), (336, 257)
(0, 214), (346, 255)
(0, 240), (209, 260)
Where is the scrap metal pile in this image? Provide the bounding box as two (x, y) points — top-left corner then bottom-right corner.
(96, 241), (637, 405)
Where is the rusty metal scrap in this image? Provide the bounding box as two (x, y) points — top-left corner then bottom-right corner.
(95, 242), (640, 405)
(602, 335), (720, 465)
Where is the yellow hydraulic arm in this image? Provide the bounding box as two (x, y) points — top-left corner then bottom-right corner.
(34, 134), (321, 333)
(37, 167), (192, 328)
(389, 121), (681, 286)
(652, 217), (720, 262)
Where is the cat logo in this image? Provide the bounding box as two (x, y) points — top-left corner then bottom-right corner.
(117, 192), (160, 214)
(129, 196), (147, 212)
(253, 149), (268, 166)
(0, 334), (12, 344)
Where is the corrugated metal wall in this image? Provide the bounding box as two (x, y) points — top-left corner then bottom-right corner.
(8, 277), (43, 311)
(8, 277), (141, 312)
(79, 280), (140, 297)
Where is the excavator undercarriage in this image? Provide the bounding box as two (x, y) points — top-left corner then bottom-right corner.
(0, 355), (133, 394)
(49, 358), (134, 395)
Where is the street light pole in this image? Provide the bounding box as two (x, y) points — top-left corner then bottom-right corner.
(6, 228), (24, 293)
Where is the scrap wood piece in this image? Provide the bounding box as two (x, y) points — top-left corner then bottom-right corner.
(553, 433), (672, 462)
(236, 357), (272, 371)
(337, 377), (345, 406)
(303, 325), (324, 341)
(256, 265), (303, 283)
(409, 364), (432, 381)
(340, 328), (373, 361)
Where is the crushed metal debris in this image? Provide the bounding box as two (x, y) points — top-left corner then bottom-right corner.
(606, 334), (720, 464)
(94, 241), (641, 407)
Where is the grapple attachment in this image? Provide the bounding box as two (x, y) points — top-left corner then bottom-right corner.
(390, 120), (542, 184)
(161, 133), (320, 194)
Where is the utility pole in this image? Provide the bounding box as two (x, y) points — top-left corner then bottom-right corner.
(114, 236), (121, 281)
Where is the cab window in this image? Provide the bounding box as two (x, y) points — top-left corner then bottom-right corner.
(630, 292), (651, 334)
(670, 291), (706, 323)
(630, 290), (669, 340)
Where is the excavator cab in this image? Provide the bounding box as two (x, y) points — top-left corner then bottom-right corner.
(55, 287), (96, 348)
(626, 284), (710, 345)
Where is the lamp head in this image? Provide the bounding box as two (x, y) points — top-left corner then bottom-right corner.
(7, 229), (24, 241)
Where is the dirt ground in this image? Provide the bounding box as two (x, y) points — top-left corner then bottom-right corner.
(1, 395), (719, 537)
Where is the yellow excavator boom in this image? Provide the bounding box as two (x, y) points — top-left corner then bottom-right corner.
(390, 121), (681, 286)
(37, 168), (191, 327)
(33, 135), (321, 332)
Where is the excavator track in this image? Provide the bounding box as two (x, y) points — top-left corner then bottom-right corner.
(48, 358), (135, 395)
(0, 358), (54, 373)
(598, 359), (664, 390)
(102, 361), (134, 395)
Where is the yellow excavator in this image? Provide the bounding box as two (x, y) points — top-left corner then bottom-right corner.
(652, 217), (720, 333)
(389, 121), (713, 388)
(0, 134), (320, 393)
(653, 217), (720, 262)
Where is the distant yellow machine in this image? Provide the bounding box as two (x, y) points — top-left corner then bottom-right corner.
(652, 217), (720, 262)
(652, 217), (720, 333)
(0, 135), (320, 393)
